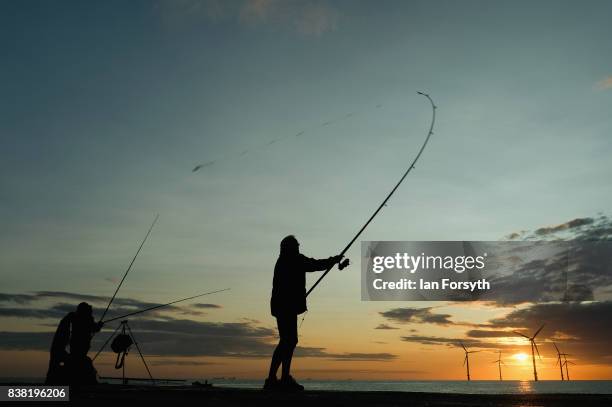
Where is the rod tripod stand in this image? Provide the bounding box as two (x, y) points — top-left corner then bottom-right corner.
(94, 320), (155, 385)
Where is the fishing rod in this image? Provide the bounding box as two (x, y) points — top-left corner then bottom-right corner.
(306, 92), (436, 298)
(101, 288), (230, 324)
(93, 288), (230, 362)
(99, 214), (160, 322)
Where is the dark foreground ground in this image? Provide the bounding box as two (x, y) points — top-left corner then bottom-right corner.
(3, 385), (612, 406)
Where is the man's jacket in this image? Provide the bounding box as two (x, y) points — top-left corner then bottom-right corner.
(271, 253), (336, 317)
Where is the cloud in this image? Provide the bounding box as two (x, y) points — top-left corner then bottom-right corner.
(0, 291), (220, 322)
(509, 214), (612, 241)
(156, 0), (339, 36)
(597, 76), (612, 90)
(0, 318), (277, 357)
(400, 334), (516, 351)
(375, 324), (398, 330)
(148, 359), (221, 366)
(505, 232), (522, 240)
(297, 368), (425, 374)
(534, 217), (594, 236)
(400, 335), (492, 349)
(0, 293), (37, 305)
(486, 215), (612, 305)
(0, 317), (396, 361)
(239, 317), (261, 324)
(124, 318), (274, 337)
(292, 347), (397, 361)
(379, 307), (454, 325)
(478, 254), (574, 306)
(0, 291), (396, 362)
(177, 309), (206, 317)
(117, 316), (397, 359)
(325, 352), (397, 361)
(0, 303), (73, 320)
(192, 303), (222, 309)
(465, 329), (516, 338)
(33, 291), (169, 311)
(34, 291), (109, 303)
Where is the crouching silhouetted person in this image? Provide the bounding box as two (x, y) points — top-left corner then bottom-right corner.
(45, 302), (103, 385)
(264, 235), (341, 391)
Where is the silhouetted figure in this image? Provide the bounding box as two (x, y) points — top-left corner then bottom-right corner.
(45, 302), (103, 385)
(265, 235), (341, 391)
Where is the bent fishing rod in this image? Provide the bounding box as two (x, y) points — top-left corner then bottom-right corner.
(101, 288), (231, 324)
(306, 91), (436, 298)
(99, 214), (160, 322)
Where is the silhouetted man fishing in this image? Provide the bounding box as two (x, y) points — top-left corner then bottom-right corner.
(45, 302), (103, 385)
(265, 235), (342, 391)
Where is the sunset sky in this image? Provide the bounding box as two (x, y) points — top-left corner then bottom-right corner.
(1, 0), (612, 381)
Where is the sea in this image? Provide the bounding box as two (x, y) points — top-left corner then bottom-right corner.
(213, 379), (612, 394)
(4, 378), (612, 394)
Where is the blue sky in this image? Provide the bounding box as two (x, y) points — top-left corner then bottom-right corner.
(1, 0), (612, 379)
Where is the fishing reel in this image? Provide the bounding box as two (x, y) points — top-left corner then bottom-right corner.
(338, 258), (350, 270)
(111, 333), (133, 369)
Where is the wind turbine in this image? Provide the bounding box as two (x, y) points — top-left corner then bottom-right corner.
(492, 350), (504, 381)
(460, 342), (480, 381)
(514, 324), (545, 381)
(552, 342), (568, 381)
(563, 355), (575, 381)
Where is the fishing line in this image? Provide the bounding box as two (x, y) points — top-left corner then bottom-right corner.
(191, 103), (384, 172)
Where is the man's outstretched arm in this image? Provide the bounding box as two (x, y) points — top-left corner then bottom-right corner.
(301, 254), (342, 272)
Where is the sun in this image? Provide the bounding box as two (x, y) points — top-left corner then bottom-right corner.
(513, 353), (529, 362)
